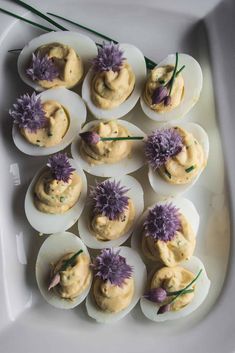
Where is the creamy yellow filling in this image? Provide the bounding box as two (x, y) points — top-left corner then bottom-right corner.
(91, 61), (135, 109)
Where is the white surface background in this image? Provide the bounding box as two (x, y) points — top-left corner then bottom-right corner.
(0, 1), (233, 352)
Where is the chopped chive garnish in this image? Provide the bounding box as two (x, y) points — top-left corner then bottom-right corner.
(176, 65), (185, 76)
(60, 249), (83, 271)
(185, 165), (195, 173)
(158, 79), (165, 84)
(168, 52), (179, 96)
(60, 196), (65, 202)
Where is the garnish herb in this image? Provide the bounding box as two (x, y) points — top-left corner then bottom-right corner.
(165, 168), (172, 179)
(185, 165), (195, 173)
(157, 269), (202, 314)
(80, 131), (144, 145)
(60, 249), (83, 271)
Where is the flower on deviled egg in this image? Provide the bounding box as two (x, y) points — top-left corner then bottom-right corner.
(78, 176), (144, 248)
(25, 152), (87, 234)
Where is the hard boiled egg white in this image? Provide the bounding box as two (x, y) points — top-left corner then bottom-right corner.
(78, 175), (144, 249)
(140, 256), (210, 322)
(12, 87), (87, 156)
(36, 232), (92, 309)
(82, 43), (146, 120)
(140, 53), (203, 122)
(18, 31), (97, 91)
(71, 119), (146, 177)
(131, 197), (199, 265)
(148, 122), (209, 196)
(86, 246), (147, 323)
(25, 158), (87, 234)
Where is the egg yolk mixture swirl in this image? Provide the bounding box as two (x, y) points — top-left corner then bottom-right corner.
(142, 213), (196, 267)
(159, 127), (206, 184)
(53, 252), (91, 300)
(80, 120), (132, 165)
(21, 100), (69, 147)
(36, 42), (83, 89)
(90, 199), (135, 241)
(93, 277), (134, 312)
(91, 61), (135, 109)
(143, 65), (184, 113)
(34, 170), (82, 214)
(150, 266), (195, 311)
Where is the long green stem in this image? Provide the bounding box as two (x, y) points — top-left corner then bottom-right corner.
(101, 136), (144, 142)
(167, 288), (194, 296)
(0, 8), (53, 32)
(168, 52), (179, 96)
(47, 12), (157, 70)
(12, 0), (67, 31)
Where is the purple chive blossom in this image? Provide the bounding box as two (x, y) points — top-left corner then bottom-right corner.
(47, 153), (75, 183)
(144, 287), (167, 303)
(26, 52), (59, 81)
(89, 180), (129, 221)
(145, 128), (183, 170)
(92, 42), (125, 73)
(9, 92), (46, 132)
(93, 248), (133, 287)
(80, 131), (100, 145)
(152, 86), (169, 105)
(157, 303), (171, 315)
(144, 203), (181, 242)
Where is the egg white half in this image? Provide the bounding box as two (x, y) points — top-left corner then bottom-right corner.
(78, 175), (144, 249)
(36, 232), (92, 309)
(25, 158), (87, 234)
(140, 53), (203, 122)
(12, 88), (87, 156)
(140, 256), (210, 322)
(18, 31), (97, 91)
(82, 43), (146, 120)
(148, 122), (209, 196)
(86, 246), (147, 323)
(131, 197), (200, 265)
(71, 119), (146, 177)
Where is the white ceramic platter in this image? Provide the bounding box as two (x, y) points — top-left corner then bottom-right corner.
(0, 0), (232, 353)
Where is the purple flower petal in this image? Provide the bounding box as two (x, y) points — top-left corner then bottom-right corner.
(26, 52), (59, 81)
(89, 180), (129, 220)
(144, 203), (181, 242)
(93, 248), (133, 287)
(47, 153), (75, 183)
(92, 42), (125, 73)
(152, 86), (169, 105)
(9, 92), (46, 132)
(80, 131), (100, 145)
(145, 128), (183, 169)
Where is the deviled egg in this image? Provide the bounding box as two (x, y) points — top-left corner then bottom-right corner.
(145, 123), (209, 196)
(131, 197), (199, 267)
(78, 175), (144, 249)
(140, 256), (210, 321)
(25, 153), (87, 234)
(86, 247), (147, 323)
(82, 41), (146, 119)
(10, 88), (86, 156)
(18, 31), (97, 91)
(36, 231), (92, 309)
(71, 119), (146, 177)
(140, 53), (203, 122)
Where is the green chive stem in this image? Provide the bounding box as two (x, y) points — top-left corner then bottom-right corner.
(168, 52), (179, 96)
(185, 165), (195, 173)
(12, 0), (68, 31)
(47, 12), (157, 70)
(167, 288), (194, 296)
(176, 65), (185, 76)
(168, 269), (202, 306)
(101, 136), (144, 142)
(60, 249), (83, 272)
(0, 8), (54, 32)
